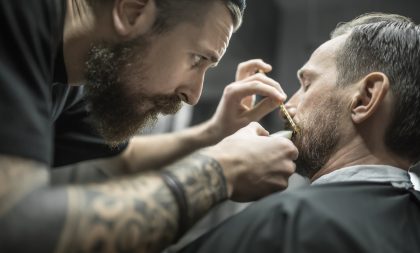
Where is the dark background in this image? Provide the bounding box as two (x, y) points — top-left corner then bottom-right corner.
(191, 0), (420, 134)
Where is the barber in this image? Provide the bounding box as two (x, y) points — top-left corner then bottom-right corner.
(0, 0), (298, 252)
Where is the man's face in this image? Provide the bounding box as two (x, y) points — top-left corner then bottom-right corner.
(84, 2), (233, 145)
(286, 35), (350, 179)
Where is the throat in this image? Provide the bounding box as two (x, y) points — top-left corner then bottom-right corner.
(310, 140), (411, 182)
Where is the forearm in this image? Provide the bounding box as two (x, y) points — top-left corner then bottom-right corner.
(122, 120), (221, 173)
(1, 153), (228, 253)
(52, 120), (221, 184)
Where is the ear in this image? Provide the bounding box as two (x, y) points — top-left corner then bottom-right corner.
(112, 0), (157, 39)
(350, 72), (390, 124)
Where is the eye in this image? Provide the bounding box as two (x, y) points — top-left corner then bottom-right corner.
(303, 82), (311, 91)
(192, 55), (206, 68)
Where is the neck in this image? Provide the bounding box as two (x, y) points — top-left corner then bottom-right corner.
(311, 135), (411, 182)
(63, 0), (98, 85)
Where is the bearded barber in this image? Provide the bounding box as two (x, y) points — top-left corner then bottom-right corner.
(0, 0), (298, 252)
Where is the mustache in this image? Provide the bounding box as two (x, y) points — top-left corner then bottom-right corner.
(146, 94), (183, 115)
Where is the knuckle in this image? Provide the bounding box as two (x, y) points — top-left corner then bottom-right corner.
(249, 81), (262, 89)
(248, 121), (260, 128)
(223, 84), (236, 96)
(237, 62), (246, 69)
(286, 161), (296, 174)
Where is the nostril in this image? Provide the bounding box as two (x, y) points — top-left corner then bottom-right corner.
(179, 93), (189, 104)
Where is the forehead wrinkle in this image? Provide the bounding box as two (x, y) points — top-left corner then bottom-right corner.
(199, 1), (233, 61)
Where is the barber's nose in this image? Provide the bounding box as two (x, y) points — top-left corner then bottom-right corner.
(177, 73), (205, 106)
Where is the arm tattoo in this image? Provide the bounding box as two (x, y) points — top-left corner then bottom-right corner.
(0, 153), (227, 253)
(56, 153), (227, 253)
(164, 153), (228, 225)
(55, 176), (178, 253)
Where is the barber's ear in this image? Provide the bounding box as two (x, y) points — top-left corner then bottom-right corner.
(113, 0), (157, 38)
(350, 72), (390, 124)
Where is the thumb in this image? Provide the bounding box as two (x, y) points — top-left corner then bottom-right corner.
(247, 122), (270, 136)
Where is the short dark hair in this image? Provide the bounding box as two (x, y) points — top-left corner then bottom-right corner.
(332, 13), (420, 163)
(88, 0), (243, 33)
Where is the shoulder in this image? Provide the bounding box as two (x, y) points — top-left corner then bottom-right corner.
(181, 183), (417, 253)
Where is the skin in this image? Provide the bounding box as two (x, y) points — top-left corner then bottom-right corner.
(285, 34), (411, 182)
(0, 0), (299, 252)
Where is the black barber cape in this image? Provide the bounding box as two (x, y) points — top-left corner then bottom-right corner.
(180, 182), (420, 253)
(0, 0), (126, 167)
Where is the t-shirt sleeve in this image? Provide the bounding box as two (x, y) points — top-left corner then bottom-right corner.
(52, 84), (128, 167)
(0, 0), (64, 164)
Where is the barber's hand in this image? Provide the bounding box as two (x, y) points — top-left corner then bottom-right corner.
(201, 122), (298, 202)
(205, 59), (287, 143)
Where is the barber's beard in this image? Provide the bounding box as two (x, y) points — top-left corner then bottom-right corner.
(288, 95), (344, 179)
(84, 36), (182, 147)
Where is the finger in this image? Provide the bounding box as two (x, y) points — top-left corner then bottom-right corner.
(276, 138), (299, 160)
(224, 81), (285, 105)
(279, 160), (297, 175)
(244, 97), (278, 121)
(244, 73), (287, 100)
(241, 95), (256, 109)
(245, 122), (269, 136)
(236, 59), (272, 81)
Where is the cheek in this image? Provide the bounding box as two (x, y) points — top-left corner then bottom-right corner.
(296, 85), (333, 115)
(153, 66), (186, 91)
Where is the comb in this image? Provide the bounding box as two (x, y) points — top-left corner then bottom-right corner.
(258, 69), (300, 134)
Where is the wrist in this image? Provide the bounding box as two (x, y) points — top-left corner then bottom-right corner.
(199, 147), (236, 198)
(197, 118), (225, 146)
(163, 152), (229, 226)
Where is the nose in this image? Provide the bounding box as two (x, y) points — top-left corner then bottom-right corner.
(176, 72), (205, 106)
(285, 92), (299, 118)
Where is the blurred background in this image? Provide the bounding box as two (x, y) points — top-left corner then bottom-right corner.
(148, 1), (420, 251)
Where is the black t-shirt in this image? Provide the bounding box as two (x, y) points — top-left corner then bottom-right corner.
(180, 182), (420, 253)
(0, 0), (126, 167)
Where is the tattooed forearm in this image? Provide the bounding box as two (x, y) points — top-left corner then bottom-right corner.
(164, 153), (228, 225)
(56, 153), (227, 253)
(55, 176), (178, 253)
(1, 153), (228, 253)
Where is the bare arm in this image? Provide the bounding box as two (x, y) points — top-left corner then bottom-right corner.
(0, 153), (227, 253)
(122, 120), (220, 173)
(51, 121), (220, 184)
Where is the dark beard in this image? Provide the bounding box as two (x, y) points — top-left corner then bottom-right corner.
(288, 96), (343, 179)
(84, 36), (182, 146)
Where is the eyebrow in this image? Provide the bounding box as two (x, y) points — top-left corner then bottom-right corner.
(297, 68), (316, 81)
(297, 69), (305, 81)
(205, 51), (220, 64)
